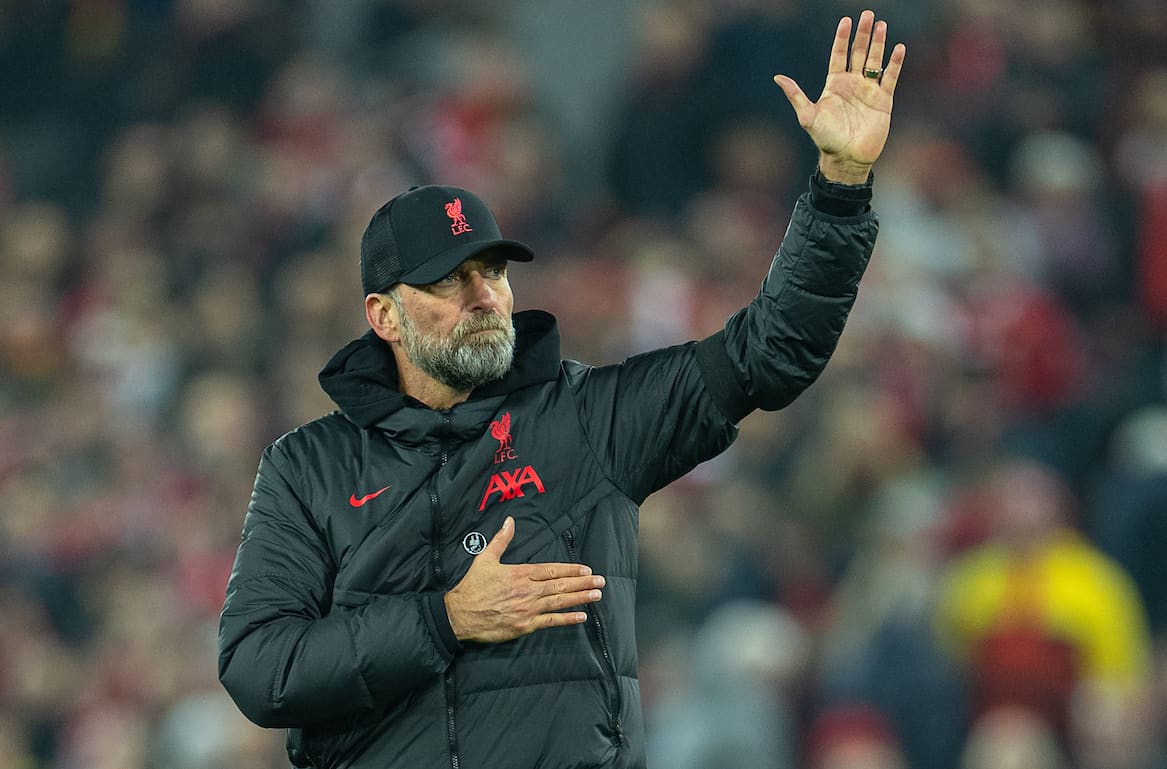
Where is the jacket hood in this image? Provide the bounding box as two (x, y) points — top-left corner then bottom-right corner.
(318, 310), (562, 427)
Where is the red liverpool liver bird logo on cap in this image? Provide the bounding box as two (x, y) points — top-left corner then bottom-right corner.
(445, 197), (473, 235)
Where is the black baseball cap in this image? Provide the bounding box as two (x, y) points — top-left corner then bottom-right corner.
(360, 185), (534, 294)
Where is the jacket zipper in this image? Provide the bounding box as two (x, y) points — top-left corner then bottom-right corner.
(563, 529), (624, 746)
(430, 416), (460, 769)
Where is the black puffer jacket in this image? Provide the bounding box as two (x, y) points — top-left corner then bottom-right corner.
(218, 184), (878, 769)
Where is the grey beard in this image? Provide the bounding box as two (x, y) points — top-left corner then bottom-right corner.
(393, 294), (516, 393)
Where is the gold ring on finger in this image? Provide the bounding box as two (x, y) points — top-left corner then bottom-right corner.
(863, 68), (882, 79)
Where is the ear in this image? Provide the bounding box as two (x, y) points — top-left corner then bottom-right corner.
(365, 293), (400, 343)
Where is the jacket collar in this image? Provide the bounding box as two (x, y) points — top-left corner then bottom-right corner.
(318, 310), (561, 429)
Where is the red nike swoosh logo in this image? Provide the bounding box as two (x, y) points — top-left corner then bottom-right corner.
(349, 485), (391, 507)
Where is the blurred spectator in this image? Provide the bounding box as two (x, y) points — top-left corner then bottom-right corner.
(1087, 406), (1167, 633)
(1007, 130), (1122, 317)
(647, 601), (808, 769)
(958, 705), (1068, 769)
(607, 2), (715, 218)
(816, 473), (968, 769)
(1114, 67), (1167, 331)
(804, 703), (909, 769)
(934, 458), (1153, 745)
(697, 0), (825, 177)
(1067, 678), (1165, 769)
(153, 688), (285, 769)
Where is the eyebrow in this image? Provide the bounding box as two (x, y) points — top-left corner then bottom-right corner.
(458, 257), (507, 273)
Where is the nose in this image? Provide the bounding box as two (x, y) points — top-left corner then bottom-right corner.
(463, 269), (499, 313)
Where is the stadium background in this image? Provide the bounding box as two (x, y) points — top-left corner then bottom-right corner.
(1, 1), (1166, 767)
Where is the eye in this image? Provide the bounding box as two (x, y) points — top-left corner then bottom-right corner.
(485, 264), (507, 279)
(435, 273), (459, 286)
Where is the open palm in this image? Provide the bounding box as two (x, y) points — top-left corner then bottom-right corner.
(774, 11), (906, 183)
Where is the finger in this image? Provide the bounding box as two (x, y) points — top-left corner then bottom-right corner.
(773, 75), (815, 128)
(881, 42), (907, 94)
(528, 562), (596, 581)
(865, 19), (887, 74)
(534, 611), (588, 631)
(544, 574), (606, 596)
(542, 588), (603, 612)
(482, 515), (515, 561)
(849, 9), (876, 73)
(827, 16), (851, 75)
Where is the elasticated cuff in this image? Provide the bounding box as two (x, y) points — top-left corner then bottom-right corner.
(809, 169), (873, 217)
(421, 592), (462, 659)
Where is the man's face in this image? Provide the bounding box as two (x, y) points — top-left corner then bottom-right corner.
(389, 255), (516, 392)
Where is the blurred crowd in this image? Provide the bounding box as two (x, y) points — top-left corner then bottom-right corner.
(2, 0), (1167, 767)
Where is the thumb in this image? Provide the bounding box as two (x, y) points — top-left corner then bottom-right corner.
(773, 75), (814, 126)
(482, 516), (515, 561)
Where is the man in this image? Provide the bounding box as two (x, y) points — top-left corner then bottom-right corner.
(219, 11), (905, 769)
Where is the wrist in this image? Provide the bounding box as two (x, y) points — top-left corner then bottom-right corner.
(817, 155), (874, 186)
(435, 591), (465, 650)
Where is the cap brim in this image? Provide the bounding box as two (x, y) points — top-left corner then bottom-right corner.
(397, 239), (534, 286)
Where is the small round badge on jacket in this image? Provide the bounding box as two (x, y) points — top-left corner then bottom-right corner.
(462, 531), (487, 555)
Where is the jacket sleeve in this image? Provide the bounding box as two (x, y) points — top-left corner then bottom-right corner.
(566, 178), (877, 502)
(695, 176), (878, 423)
(218, 441), (456, 729)
(565, 343), (740, 504)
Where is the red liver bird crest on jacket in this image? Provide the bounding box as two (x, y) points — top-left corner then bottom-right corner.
(445, 197), (473, 235)
(490, 412), (516, 463)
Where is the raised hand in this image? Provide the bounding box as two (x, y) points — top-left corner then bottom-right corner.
(443, 516), (605, 643)
(773, 9), (906, 184)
